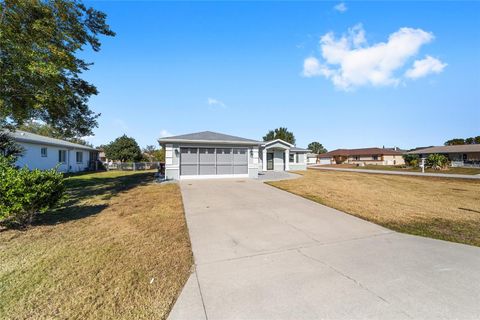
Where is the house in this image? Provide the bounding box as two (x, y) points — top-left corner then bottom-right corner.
(318, 147), (405, 166)
(307, 153), (319, 164)
(158, 131), (310, 180)
(8, 130), (98, 173)
(407, 144), (480, 167)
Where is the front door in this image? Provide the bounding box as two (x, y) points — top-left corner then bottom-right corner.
(267, 153), (274, 170)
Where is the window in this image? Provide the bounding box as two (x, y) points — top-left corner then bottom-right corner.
(372, 155), (379, 161)
(76, 151), (83, 163)
(41, 147), (47, 157)
(289, 153), (295, 163)
(353, 156), (359, 161)
(58, 150), (67, 163)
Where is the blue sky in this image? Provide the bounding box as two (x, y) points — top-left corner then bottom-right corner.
(82, 1), (479, 150)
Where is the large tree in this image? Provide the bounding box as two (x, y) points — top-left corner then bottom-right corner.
(104, 135), (142, 162)
(18, 120), (92, 146)
(0, 131), (24, 161)
(143, 145), (165, 162)
(444, 138), (466, 146)
(307, 141), (327, 154)
(0, 0), (115, 137)
(263, 127), (296, 145)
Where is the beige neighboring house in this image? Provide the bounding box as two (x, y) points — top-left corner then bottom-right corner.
(408, 144), (480, 167)
(318, 147), (405, 166)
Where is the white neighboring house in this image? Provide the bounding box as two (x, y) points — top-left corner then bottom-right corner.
(8, 130), (97, 173)
(306, 153), (318, 165)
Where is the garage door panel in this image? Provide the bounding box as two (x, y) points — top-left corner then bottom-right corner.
(181, 148), (198, 175)
(217, 164), (233, 175)
(199, 148), (216, 175)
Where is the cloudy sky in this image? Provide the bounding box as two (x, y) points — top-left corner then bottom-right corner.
(82, 1), (479, 150)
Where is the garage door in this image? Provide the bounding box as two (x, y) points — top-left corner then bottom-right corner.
(319, 158), (331, 165)
(180, 147), (248, 177)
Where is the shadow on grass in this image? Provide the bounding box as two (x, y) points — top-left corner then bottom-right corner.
(32, 171), (154, 226)
(35, 204), (108, 226)
(63, 171), (153, 207)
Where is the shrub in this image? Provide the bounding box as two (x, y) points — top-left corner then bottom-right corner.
(0, 156), (65, 227)
(403, 154), (419, 167)
(425, 154), (449, 170)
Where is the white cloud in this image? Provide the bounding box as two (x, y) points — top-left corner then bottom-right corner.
(159, 129), (172, 138)
(405, 55), (447, 79)
(334, 2), (347, 13)
(302, 24), (443, 90)
(207, 97), (226, 109)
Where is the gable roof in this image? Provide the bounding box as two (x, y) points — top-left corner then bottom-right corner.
(263, 139), (294, 148)
(408, 144), (480, 154)
(6, 130), (96, 151)
(318, 147), (403, 157)
(158, 131), (262, 145)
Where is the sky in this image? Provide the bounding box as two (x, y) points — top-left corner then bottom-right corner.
(81, 1), (480, 150)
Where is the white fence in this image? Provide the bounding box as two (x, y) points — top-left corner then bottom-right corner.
(106, 162), (163, 171)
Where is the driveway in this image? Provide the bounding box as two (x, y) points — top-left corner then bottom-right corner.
(169, 179), (480, 320)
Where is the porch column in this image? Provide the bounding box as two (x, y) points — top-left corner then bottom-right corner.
(262, 148), (267, 171)
(285, 149), (290, 171)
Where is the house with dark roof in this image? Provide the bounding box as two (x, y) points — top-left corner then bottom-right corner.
(158, 131), (310, 180)
(318, 147), (405, 166)
(7, 130), (98, 173)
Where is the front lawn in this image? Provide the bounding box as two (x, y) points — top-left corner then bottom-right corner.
(323, 164), (480, 175)
(0, 170), (192, 320)
(268, 170), (480, 247)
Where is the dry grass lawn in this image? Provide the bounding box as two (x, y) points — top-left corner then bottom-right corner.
(322, 164), (480, 175)
(268, 170), (480, 247)
(0, 170), (193, 320)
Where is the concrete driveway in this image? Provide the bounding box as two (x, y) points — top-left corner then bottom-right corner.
(169, 179), (480, 320)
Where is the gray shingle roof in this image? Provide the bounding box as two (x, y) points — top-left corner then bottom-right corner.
(6, 130), (96, 151)
(408, 144), (480, 154)
(158, 131), (262, 145)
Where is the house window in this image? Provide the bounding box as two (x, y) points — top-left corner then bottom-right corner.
(372, 155), (379, 161)
(58, 150), (67, 163)
(41, 147), (47, 157)
(76, 151), (83, 163)
(353, 156), (359, 161)
(289, 153), (295, 163)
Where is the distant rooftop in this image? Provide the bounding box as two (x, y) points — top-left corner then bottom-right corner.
(6, 130), (96, 151)
(158, 131), (263, 145)
(408, 144), (480, 154)
(319, 147), (404, 157)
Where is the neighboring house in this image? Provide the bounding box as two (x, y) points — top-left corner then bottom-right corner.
(318, 147), (405, 166)
(307, 153), (319, 165)
(8, 130), (98, 173)
(158, 131), (310, 180)
(408, 144), (480, 167)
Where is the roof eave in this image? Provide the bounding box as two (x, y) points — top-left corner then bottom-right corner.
(14, 137), (96, 151)
(158, 138), (263, 146)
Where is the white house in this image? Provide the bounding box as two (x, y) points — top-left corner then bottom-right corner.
(8, 130), (97, 173)
(158, 131), (310, 180)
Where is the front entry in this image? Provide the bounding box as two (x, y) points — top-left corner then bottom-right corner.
(267, 152), (274, 170)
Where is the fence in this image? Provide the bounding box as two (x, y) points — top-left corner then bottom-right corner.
(106, 162), (164, 171)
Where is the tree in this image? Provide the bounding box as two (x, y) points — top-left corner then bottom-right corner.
(18, 120), (93, 147)
(425, 154), (449, 170)
(0, 0), (115, 138)
(307, 142), (327, 154)
(263, 127), (296, 145)
(444, 138), (466, 146)
(465, 137), (474, 144)
(475, 136), (480, 144)
(0, 130), (24, 161)
(402, 154), (419, 167)
(143, 145), (165, 162)
(104, 135), (142, 162)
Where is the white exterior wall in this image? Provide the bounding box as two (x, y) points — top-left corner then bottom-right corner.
(15, 142), (91, 173)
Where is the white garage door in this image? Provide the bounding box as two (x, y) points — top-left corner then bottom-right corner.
(180, 147), (248, 178)
(319, 158), (331, 165)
